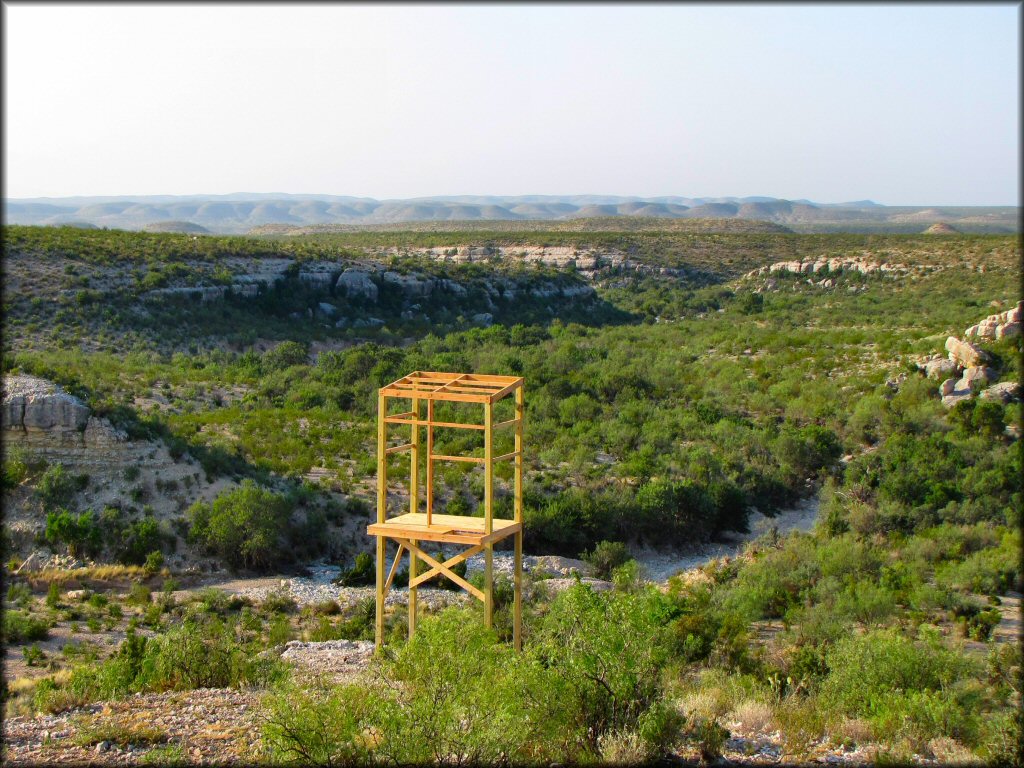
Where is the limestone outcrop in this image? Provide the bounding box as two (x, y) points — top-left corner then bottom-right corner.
(744, 257), (925, 280)
(964, 301), (1022, 341)
(335, 268), (379, 301)
(2, 375), (128, 455)
(927, 302), (1021, 408)
(3, 375), (90, 433)
(945, 336), (989, 368)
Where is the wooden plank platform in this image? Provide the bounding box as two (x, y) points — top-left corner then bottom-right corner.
(367, 513), (521, 545)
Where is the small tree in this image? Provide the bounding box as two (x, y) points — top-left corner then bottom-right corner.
(188, 480), (291, 570)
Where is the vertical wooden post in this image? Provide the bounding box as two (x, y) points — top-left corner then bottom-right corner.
(514, 530), (522, 650)
(410, 398), (419, 514)
(484, 400), (494, 628)
(375, 391), (387, 649)
(426, 399), (435, 526)
(513, 384), (524, 650)
(408, 538), (417, 638)
(409, 398), (419, 639)
(514, 384), (524, 524)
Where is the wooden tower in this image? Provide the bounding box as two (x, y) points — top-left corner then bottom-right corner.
(367, 371), (524, 650)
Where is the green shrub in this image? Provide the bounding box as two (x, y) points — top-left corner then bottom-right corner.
(23, 643), (46, 667)
(116, 518), (164, 566)
(337, 551), (375, 587)
(188, 480), (292, 570)
(262, 682), (380, 766)
(36, 620), (285, 712)
(6, 582), (32, 608)
(3, 610), (50, 643)
(44, 508), (102, 558)
(584, 540), (632, 580)
(143, 551), (165, 577)
(36, 463), (81, 510)
(820, 627), (985, 744)
(534, 583), (676, 750)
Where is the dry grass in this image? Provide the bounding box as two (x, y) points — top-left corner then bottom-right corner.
(926, 737), (980, 764)
(726, 698), (775, 735)
(4, 670), (72, 718)
(835, 717), (875, 748)
(598, 729), (655, 764)
(30, 564), (147, 585)
(73, 718), (169, 748)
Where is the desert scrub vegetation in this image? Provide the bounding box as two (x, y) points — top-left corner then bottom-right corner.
(262, 588), (684, 766)
(2, 224), (1018, 761)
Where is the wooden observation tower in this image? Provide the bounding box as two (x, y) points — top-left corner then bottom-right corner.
(367, 371), (525, 650)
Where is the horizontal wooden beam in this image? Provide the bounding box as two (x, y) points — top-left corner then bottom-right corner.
(385, 443), (413, 455)
(416, 371), (522, 384)
(385, 416), (487, 431)
(488, 381), (523, 402)
(494, 450), (522, 462)
(380, 387), (491, 404)
(431, 454), (485, 463)
(493, 418), (520, 429)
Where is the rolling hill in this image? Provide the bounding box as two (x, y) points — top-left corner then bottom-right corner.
(3, 194), (1018, 234)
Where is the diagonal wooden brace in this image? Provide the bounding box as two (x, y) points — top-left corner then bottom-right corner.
(394, 538), (485, 601)
(383, 543), (406, 598)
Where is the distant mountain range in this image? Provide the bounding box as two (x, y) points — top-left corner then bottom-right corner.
(3, 194), (1018, 234)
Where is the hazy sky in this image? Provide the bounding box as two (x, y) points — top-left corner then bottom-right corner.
(4, 3), (1019, 205)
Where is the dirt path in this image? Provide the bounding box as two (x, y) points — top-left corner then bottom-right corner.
(633, 496), (821, 582)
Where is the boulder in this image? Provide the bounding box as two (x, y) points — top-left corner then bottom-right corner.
(957, 366), (998, 391)
(335, 269), (378, 302)
(925, 358), (959, 379)
(317, 302), (338, 317)
(472, 312), (494, 326)
(996, 321), (1020, 339)
(980, 382), (1022, 403)
(942, 391), (973, 408)
(939, 378), (958, 397)
(945, 336), (988, 368)
(381, 271), (435, 298)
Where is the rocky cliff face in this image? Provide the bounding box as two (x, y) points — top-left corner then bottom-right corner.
(2, 374), (133, 460)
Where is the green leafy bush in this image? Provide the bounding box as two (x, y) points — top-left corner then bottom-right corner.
(3, 610), (50, 643)
(44, 508), (102, 558)
(36, 463), (82, 510)
(584, 540), (632, 580)
(534, 583), (677, 749)
(188, 480), (292, 570)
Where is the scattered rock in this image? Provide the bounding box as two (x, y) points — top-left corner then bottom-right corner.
(471, 312), (494, 326)
(317, 302), (338, 317)
(280, 639), (375, 682)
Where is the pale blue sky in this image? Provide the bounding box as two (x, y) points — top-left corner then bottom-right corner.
(4, 3), (1019, 204)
